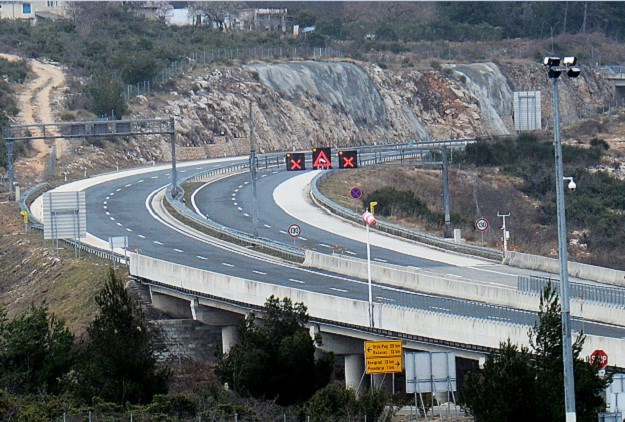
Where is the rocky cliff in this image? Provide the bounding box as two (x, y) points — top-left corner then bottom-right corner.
(126, 58), (614, 162)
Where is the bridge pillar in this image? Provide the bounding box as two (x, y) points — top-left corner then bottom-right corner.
(222, 325), (239, 354)
(344, 354), (365, 395)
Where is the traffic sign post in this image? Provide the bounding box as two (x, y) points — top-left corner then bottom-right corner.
(475, 217), (489, 232)
(589, 349), (608, 370)
(475, 217), (489, 245)
(288, 224), (301, 247)
(364, 340), (403, 374)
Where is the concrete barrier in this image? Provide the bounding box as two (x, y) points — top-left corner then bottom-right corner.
(129, 252), (625, 368)
(303, 250), (625, 326)
(505, 251), (625, 287)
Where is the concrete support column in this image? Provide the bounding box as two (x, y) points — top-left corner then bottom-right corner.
(222, 325), (239, 354)
(190, 298), (205, 321)
(344, 354), (365, 395)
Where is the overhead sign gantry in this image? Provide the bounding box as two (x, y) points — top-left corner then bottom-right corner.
(3, 117), (179, 198)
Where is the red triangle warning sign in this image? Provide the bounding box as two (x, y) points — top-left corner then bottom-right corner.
(312, 148), (332, 169)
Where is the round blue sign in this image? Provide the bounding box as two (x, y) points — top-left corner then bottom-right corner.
(350, 187), (362, 199)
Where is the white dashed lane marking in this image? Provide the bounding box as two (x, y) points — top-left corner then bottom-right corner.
(196, 255), (208, 260)
(222, 262), (234, 267)
(279, 230), (287, 234)
(116, 188), (121, 192)
(264, 224), (271, 228)
(153, 240), (163, 245)
(430, 306), (451, 312)
(373, 258), (388, 263)
(252, 270), (267, 275)
(137, 179), (144, 183)
(126, 228), (132, 232)
(151, 176), (158, 179)
(174, 248), (183, 253)
(289, 278), (305, 284)
(330, 287), (348, 293)
(319, 244), (332, 248)
(138, 235), (145, 239)
(243, 213), (249, 217)
(110, 217), (115, 221)
(116, 223), (122, 227)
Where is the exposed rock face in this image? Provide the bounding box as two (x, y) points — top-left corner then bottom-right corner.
(445, 62), (513, 135)
(247, 61), (388, 129)
(126, 59), (613, 161)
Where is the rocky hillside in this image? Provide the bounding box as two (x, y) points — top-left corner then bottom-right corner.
(119, 58), (614, 164)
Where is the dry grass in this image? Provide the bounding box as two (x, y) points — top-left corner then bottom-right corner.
(319, 165), (558, 256)
(0, 198), (118, 336)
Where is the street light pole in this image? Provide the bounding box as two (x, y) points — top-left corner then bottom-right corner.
(497, 212), (510, 258)
(545, 55), (579, 422)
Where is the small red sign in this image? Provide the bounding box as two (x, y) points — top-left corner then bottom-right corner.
(589, 349), (608, 369)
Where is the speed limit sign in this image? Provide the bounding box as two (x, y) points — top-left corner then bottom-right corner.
(288, 224), (301, 238)
(475, 218), (489, 232)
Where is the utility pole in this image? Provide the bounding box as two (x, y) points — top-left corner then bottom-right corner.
(497, 212), (510, 258)
(249, 102), (259, 238)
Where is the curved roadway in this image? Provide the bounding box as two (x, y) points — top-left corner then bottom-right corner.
(57, 162), (625, 340)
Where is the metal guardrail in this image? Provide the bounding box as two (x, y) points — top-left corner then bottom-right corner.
(20, 182), (126, 264)
(519, 276), (625, 308)
(165, 161), (307, 262)
(309, 171), (504, 261)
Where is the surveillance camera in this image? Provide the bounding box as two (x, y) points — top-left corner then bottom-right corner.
(568, 180), (576, 191)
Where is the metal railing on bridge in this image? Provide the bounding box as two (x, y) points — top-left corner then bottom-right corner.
(518, 275), (625, 308)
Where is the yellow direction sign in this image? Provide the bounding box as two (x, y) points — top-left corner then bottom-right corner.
(19, 210), (28, 223)
(364, 340), (402, 359)
(366, 356), (403, 374)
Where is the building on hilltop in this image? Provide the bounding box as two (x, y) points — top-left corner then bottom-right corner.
(0, 1), (65, 22)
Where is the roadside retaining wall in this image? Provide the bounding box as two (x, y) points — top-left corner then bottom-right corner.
(505, 251), (625, 287)
(303, 250), (625, 326)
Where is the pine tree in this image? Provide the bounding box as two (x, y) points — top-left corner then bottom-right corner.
(216, 296), (334, 405)
(462, 281), (609, 421)
(74, 268), (170, 404)
(0, 304), (74, 395)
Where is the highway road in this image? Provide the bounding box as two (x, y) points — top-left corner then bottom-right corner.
(190, 168), (564, 287)
(51, 161), (625, 340)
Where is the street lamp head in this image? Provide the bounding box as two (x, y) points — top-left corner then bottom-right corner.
(544, 56), (561, 67)
(563, 56), (578, 66)
(567, 67), (581, 78)
(548, 67), (562, 79)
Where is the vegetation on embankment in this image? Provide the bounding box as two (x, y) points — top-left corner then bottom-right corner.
(320, 131), (625, 270)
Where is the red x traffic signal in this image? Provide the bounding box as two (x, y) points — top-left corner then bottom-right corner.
(339, 150), (358, 169)
(286, 153), (306, 171)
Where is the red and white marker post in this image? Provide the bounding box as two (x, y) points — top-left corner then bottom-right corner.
(362, 210), (377, 327)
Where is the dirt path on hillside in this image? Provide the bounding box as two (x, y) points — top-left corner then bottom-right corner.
(0, 53), (67, 177)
